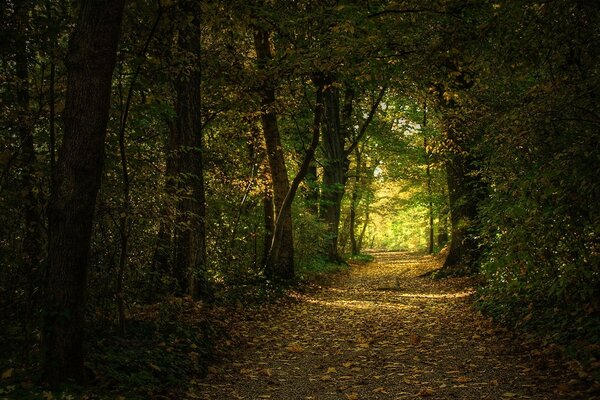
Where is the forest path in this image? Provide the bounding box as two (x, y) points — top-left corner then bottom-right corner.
(193, 252), (579, 399)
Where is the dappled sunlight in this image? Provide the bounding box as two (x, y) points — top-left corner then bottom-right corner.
(394, 290), (474, 299)
(305, 297), (417, 312)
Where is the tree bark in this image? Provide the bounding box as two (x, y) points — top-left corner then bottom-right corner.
(350, 148), (362, 255)
(173, 15), (210, 299)
(253, 27), (294, 280)
(320, 78), (349, 262)
(441, 120), (481, 275)
(423, 104), (434, 254)
(43, 0), (125, 385)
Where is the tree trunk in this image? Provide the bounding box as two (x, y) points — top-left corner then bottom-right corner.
(358, 206), (370, 253)
(441, 123), (481, 275)
(43, 0), (125, 385)
(320, 79), (348, 263)
(151, 119), (177, 293)
(349, 148), (362, 255)
(173, 15), (210, 299)
(423, 104), (434, 254)
(253, 27), (294, 280)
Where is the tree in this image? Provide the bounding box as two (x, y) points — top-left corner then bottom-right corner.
(172, 9), (210, 299)
(253, 26), (296, 280)
(43, 0), (125, 384)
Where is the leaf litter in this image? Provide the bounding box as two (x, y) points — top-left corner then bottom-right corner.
(191, 252), (600, 399)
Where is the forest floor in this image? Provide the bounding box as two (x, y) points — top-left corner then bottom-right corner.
(190, 251), (599, 400)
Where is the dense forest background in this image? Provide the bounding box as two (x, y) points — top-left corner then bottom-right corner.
(1, 0), (598, 396)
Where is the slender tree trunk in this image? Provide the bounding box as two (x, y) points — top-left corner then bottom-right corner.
(253, 27), (294, 280)
(426, 161), (434, 254)
(358, 206), (370, 253)
(350, 148), (362, 255)
(423, 104), (434, 254)
(262, 190), (275, 270)
(43, 0), (125, 385)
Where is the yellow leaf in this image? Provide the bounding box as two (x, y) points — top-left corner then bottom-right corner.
(286, 342), (304, 353)
(1, 368), (13, 379)
(342, 362), (353, 368)
(345, 393), (359, 400)
(326, 367), (337, 374)
(320, 374), (332, 381)
(502, 393), (517, 398)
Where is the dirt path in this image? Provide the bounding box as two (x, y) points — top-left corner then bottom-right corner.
(192, 252), (588, 399)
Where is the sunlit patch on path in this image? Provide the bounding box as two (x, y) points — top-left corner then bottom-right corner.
(191, 252), (581, 399)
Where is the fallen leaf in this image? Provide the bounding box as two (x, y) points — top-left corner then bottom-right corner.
(286, 343), (304, 353)
(320, 374), (332, 381)
(502, 393), (517, 398)
(455, 376), (472, 383)
(345, 393), (359, 400)
(1, 368), (13, 379)
(409, 333), (421, 345)
(326, 367), (337, 374)
(417, 388), (435, 397)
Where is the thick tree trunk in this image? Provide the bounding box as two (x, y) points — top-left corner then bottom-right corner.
(253, 27), (294, 280)
(441, 124), (481, 275)
(43, 0), (125, 385)
(173, 16), (210, 299)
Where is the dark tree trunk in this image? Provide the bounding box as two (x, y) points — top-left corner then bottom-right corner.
(320, 80), (349, 263)
(15, 0), (43, 360)
(441, 122), (481, 275)
(253, 27), (294, 280)
(43, 0), (125, 385)
(173, 15), (210, 299)
(437, 193), (449, 247)
(262, 191), (275, 269)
